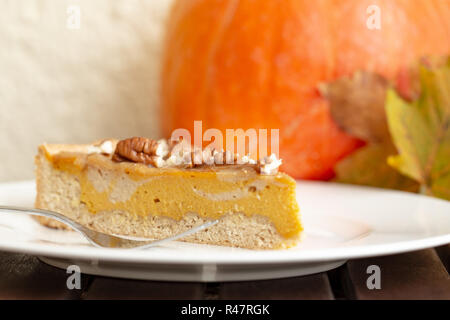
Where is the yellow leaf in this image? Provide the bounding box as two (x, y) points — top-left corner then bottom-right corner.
(385, 60), (450, 200)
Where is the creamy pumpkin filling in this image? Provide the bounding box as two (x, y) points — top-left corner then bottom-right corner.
(35, 139), (302, 249)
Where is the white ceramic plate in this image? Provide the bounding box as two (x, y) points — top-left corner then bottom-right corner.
(0, 180), (449, 282)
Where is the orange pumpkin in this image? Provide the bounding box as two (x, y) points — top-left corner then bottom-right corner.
(161, 0), (450, 179)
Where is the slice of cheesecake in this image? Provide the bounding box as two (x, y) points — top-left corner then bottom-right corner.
(35, 137), (302, 249)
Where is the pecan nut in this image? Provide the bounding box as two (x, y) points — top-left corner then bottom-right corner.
(112, 137), (159, 165)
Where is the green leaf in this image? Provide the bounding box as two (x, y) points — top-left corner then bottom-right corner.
(334, 142), (419, 192)
(386, 61), (450, 200)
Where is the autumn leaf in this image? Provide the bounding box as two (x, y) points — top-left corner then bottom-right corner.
(319, 71), (390, 142)
(334, 142), (419, 192)
(327, 70), (418, 191)
(386, 60), (450, 199)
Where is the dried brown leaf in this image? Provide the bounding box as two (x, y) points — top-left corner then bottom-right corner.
(320, 71), (390, 142)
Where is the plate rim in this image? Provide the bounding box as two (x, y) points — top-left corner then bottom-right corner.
(0, 232), (449, 265)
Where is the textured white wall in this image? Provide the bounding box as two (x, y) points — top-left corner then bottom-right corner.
(0, 0), (173, 181)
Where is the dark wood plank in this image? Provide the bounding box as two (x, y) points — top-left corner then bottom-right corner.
(327, 264), (350, 300)
(343, 249), (450, 300)
(84, 277), (205, 300)
(435, 244), (450, 274)
(0, 251), (90, 299)
(218, 273), (334, 300)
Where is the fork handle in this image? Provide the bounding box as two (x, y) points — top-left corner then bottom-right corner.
(0, 205), (83, 231)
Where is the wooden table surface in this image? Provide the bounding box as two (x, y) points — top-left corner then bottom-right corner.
(0, 245), (449, 300)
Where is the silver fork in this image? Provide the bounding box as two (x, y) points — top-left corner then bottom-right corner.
(0, 206), (219, 249)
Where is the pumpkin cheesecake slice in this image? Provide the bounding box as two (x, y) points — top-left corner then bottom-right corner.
(35, 137), (302, 249)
